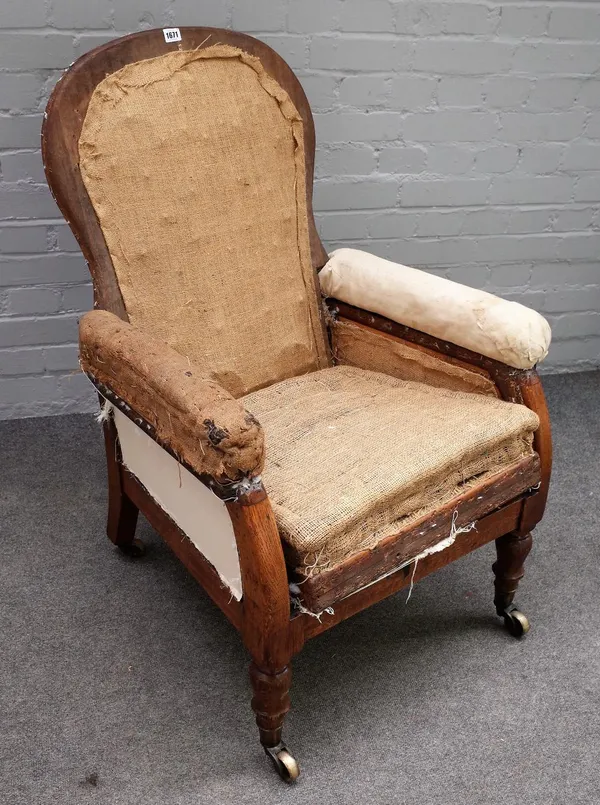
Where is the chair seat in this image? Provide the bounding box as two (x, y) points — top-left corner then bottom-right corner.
(243, 366), (539, 574)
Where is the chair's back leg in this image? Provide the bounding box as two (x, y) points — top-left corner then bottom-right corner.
(103, 415), (140, 552)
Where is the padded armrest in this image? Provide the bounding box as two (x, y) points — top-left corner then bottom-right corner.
(79, 310), (265, 481)
(319, 248), (551, 370)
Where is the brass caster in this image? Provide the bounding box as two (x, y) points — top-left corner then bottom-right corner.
(500, 605), (530, 638)
(118, 538), (145, 558)
(264, 743), (300, 783)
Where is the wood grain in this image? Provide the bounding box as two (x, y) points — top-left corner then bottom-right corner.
(249, 664), (292, 748)
(226, 494), (293, 670)
(328, 300), (535, 387)
(516, 373), (553, 535)
(493, 531), (534, 613)
(335, 314), (499, 391)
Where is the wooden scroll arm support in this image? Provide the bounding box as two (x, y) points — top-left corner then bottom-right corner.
(227, 490), (293, 670)
(227, 489), (294, 753)
(509, 372), (552, 536)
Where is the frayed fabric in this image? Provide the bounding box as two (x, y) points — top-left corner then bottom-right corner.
(243, 364), (537, 574)
(80, 310), (265, 482)
(291, 596), (334, 622)
(342, 509), (477, 604)
(405, 511), (476, 603)
(95, 400), (112, 424)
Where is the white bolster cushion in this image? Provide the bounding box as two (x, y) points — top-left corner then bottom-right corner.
(319, 248), (551, 370)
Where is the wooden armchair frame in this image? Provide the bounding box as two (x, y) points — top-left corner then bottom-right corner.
(42, 28), (552, 782)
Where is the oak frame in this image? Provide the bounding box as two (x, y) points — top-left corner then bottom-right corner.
(42, 28), (552, 781)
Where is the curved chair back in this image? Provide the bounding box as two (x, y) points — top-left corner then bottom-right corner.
(43, 28), (330, 396)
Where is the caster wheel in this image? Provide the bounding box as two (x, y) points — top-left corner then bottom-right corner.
(502, 607), (530, 638)
(118, 538), (145, 558)
(264, 744), (300, 782)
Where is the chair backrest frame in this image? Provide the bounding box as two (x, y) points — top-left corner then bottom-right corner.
(42, 27), (329, 321)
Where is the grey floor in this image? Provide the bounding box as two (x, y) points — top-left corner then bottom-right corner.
(1, 372), (599, 805)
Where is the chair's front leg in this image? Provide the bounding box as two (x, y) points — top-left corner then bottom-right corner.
(493, 531), (533, 638)
(248, 664), (298, 781)
(226, 489), (300, 781)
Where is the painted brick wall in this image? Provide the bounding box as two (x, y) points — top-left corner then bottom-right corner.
(1, 1), (600, 418)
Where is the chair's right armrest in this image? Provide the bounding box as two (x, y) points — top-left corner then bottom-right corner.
(320, 248), (551, 371)
(79, 310), (265, 483)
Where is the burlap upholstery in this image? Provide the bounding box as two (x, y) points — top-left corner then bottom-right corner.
(79, 46), (329, 398)
(80, 310), (264, 481)
(243, 366), (539, 573)
(332, 318), (499, 397)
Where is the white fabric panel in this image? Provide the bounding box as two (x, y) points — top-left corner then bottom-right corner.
(112, 407), (242, 600)
(319, 248), (551, 370)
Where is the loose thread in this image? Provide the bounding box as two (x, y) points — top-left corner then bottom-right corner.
(405, 558), (419, 603)
(301, 547), (327, 578)
(405, 510), (476, 604)
(95, 400), (112, 424)
(291, 597), (334, 622)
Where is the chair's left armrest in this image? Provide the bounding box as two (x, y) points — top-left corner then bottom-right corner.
(80, 309), (264, 483)
(319, 248), (551, 371)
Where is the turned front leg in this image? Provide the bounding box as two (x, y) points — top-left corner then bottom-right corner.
(227, 491), (299, 780)
(493, 531), (532, 613)
(249, 663), (298, 781)
(492, 531), (533, 637)
(249, 663), (291, 748)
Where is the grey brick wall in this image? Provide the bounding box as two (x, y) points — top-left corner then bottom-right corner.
(1, 1), (600, 419)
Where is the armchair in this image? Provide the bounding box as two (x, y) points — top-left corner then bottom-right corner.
(42, 27), (552, 783)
